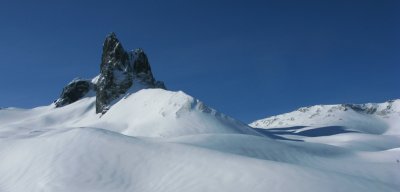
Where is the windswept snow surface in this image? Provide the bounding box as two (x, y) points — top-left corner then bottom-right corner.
(250, 100), (400, 148)
(249, 100), (400, 191)
(1, 90), (399, 192)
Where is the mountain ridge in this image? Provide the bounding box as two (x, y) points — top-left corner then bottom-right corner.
(250, 99), (400, 129)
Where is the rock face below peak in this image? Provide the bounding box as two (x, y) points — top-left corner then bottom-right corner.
(54, 79), (95, 107)
(54, 33), (166, 112)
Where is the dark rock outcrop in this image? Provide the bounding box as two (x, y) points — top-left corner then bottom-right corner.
(95, 33), (165, 113)
(54, 79), (95, 107)
(95, 33), (132, 113)
(54, 32), (166, 113)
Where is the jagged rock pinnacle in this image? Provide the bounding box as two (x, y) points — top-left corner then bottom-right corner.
(132, 48), (152, 75)
(95, 33), (165, 113)
(54, 32), (166, 112)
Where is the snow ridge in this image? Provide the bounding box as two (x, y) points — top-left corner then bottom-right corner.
(250, 99), (400, 131)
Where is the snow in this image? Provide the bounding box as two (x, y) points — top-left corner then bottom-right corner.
(250, 100), (400, 134)
(91, 75), (100, 84)
(0, 90), (399, 191)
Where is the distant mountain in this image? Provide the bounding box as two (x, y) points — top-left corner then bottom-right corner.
(250, 99), (400, 150)
(250, 99), (399, 131)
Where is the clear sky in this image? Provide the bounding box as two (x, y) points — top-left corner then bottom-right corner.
(0, 0), (399, 123)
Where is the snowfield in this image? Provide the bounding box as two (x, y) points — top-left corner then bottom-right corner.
(0, 89), (399, 192)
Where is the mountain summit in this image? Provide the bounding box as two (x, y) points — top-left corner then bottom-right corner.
(54, 33), (166, 113)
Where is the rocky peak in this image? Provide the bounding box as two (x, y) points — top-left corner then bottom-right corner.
(131, 48), (152, 75)
(54, 33), (166, 113)
(101, 33), (129, 72)
(96, 33), (166, 113)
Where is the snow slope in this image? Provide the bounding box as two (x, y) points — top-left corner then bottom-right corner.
(250, 100), (400, 150)
(0, 89), (257, 138)
(1, 91), (399, 192)
(249, 99), (400, 190)
(250, 100), (400, 134)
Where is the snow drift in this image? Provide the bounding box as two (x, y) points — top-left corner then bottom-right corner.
(1, 89), (399, 192)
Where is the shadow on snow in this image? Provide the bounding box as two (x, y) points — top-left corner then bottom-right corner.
(254, 126), (358, 141)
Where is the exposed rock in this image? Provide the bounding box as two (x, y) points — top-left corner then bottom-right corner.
(54, 32), (166, 113)
(96, 33), (132, 113)
(95, 33), (165, 113)
(131, 48), (152, 75)
(154, 80), (166, 89)
(342, 104), (378, 114)
(54, 79), (94, 107)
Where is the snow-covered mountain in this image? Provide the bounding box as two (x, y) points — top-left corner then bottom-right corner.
(250, 99), (400, 153)
(54, 32), (165, 113)
(0, 89), (257, 138)
(0, 34), (399, 192)
(250, 100), (400, 131)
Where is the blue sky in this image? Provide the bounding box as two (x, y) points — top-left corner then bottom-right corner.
(0, 0), (399, 122)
